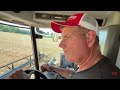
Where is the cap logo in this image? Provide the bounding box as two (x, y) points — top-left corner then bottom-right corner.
(67, 16), (77, 20)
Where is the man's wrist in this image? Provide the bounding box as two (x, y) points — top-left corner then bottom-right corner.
(49, 65), (55, 71)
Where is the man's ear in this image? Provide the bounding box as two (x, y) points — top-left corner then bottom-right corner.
(86, 30), (96, 47)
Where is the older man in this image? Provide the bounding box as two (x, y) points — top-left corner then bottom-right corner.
(8, 13), (120, 79)
(41, 13), (120, 79)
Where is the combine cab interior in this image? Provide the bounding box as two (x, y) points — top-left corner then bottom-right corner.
(0, 11), (120, 79)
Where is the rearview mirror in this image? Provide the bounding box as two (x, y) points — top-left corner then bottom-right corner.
(36, 34), (43, 39)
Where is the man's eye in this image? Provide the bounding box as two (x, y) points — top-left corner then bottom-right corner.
(66, 36), (70, 38)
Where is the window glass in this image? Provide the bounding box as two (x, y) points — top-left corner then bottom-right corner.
(0, 21), (33, 74)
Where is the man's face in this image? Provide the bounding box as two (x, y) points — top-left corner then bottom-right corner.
(59, 26), (90, 64)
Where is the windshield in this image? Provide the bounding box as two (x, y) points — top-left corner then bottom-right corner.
(0, 21), (63, 75)
(36, 28), (63, 66)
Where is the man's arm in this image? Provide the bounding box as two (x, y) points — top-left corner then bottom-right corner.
(6, 70), (31, 79)
(41, 64), (75, 79)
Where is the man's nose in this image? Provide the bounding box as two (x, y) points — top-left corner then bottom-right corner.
(59, 40), (65, 48)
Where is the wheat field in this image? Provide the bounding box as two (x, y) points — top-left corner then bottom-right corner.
(0, 32), (63, 74)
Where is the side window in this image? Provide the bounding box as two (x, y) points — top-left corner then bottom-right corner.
(0, 21), (33, 75)
(99, 29), (108, 54)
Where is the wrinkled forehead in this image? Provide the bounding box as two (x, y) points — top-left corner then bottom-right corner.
(61, 26), (82, 37)
(61, 26), (89, 34)
(61, 26), (79, 32)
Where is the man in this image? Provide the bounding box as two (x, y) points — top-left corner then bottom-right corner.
(8, 13), (120, 79)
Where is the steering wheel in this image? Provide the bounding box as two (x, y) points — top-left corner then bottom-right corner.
(24, 69), (48, 79)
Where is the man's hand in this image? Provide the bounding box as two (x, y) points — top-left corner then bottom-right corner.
(40, 64), (54, 72)
(7, 70), (32, 79)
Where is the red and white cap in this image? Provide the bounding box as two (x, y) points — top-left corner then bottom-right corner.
(51, 13), (99, 36)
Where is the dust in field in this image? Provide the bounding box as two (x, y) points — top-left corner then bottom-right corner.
(0, 32), (63, 73)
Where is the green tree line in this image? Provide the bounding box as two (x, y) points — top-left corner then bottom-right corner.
(0, 24), (30, 35)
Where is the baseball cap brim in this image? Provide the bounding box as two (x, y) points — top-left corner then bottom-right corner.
(51, 21), (78, 33)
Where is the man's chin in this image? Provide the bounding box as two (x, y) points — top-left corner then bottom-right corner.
(65, 56), (73, 62)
